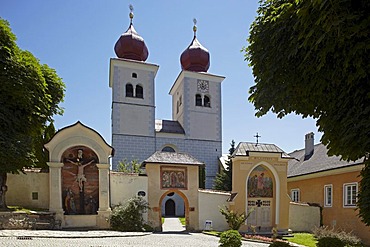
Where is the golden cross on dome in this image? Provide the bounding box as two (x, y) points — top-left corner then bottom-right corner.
(193, 18), (197, 37)
(129, 4), (134, 24)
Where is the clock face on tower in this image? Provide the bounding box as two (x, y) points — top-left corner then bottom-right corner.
(197, 80), (209, 93)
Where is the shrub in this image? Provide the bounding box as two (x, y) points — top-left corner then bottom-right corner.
(220, 206), (253, 230)
(317, 237), (344, 247)
(110, 196), (150, 231)
(313, 226), (363, 247)
(219, 230), (242, 247)
(269, 241), (291, 247)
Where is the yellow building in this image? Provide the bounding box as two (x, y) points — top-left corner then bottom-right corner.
(287, 133), (370, 245)
(231, 142), (292, 234)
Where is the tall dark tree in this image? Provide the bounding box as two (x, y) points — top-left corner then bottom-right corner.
(0, 18), (65, 209)
(245, 0), (370, 224)
(213, 140), (235, 191)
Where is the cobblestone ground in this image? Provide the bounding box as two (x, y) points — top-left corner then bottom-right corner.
(0, 233), (270, 247)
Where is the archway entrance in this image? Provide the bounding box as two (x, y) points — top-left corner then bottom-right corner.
(160, 191), (188, 232)
(165, 199), (175, 216)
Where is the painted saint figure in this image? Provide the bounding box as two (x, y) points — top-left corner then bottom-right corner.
(66, 149), (95, 192)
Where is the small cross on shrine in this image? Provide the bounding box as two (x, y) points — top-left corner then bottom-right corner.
(254, 132), (261, 146)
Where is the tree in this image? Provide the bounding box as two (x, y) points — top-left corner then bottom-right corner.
(0, 18), (65, 209)
(116, 159), (144, 174)
(245, 0), (370, 224)
(213, 140), (235, 191)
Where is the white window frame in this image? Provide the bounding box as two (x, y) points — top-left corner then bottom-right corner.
(291, 189), (300, 202)
(324, 184), (333, 207)
(343, 182), (358, 208)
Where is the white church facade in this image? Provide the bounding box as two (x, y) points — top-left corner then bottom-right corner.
(109, 13), (224, 189)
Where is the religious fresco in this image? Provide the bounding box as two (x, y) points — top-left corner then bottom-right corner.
(61, 146), (99, 215)
(161, 166), (187, 189)
(248, 166), (273, 198)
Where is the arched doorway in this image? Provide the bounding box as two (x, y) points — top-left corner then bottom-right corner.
(165, 199), (175, 216)
(246, 165), (275, 232)
(159, 190), (188, 232)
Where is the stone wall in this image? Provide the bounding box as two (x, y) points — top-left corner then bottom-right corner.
(6, 171), (49, 209)
(289, 202), (320, 232)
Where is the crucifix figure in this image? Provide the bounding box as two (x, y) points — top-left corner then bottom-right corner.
(254, 132), (261, 146)
(66, 149), (95, 192)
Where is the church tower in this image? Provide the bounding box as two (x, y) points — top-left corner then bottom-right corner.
(109, 7), (159, 169)
(169, 20), (225, 188)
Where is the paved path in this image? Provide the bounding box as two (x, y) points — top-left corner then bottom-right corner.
(162, 217), (186, 232)
(0, 230), (270, 246)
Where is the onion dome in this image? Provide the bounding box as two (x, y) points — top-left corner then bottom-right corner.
(114, 5), (148, 61)
(180, 19), (210, 72)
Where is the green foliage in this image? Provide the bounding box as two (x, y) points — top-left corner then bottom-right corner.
(313, 226), (363, 247)
(220, 206), (252, 230)
(116, 159), (143, 174)
(0, 18), (65, 174)
(284, 233), (317, 247)
(268, 241), (291, 247)
(219, 230), (242, 247)
(110, 196), (150, 232)
(213, 140), (235, 191)
(317, 237), (344, 247)
(245, 0), (370, 225)
(358, 161), (370, 226)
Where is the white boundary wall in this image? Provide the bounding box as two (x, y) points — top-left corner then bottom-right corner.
(198, 189), (229, 231)
(289, 202), (320, 232)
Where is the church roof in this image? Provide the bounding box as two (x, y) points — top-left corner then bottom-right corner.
(180, 20), (210, 73)
(287, 143), (364, 178)
(155, 120), (185, 134)
(142, 151), (204, 166)
(232, 142), (291, 158)
(114, 7), (148, 61)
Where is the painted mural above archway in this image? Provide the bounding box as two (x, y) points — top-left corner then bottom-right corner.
(61, 146), (99, 215)
(161, 166), (187, 189)
(248, 166), (273, 198)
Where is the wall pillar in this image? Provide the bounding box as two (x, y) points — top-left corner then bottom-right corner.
(47, 162), (64, 224)
(96, 163), (111, 228)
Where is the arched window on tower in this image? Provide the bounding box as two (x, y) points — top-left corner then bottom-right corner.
(204, 95), (211, 107)
(126, 83), (133, 97)
(162, 146), (176, 152)
(136, 85), (143, 98)
(132, 72), (137, 78)
(195, 94), (202, 106)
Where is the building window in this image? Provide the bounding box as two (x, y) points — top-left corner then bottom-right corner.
(324, 184), (333, 207)
(204, 95), (211, 107)
(195, 94), (202, 106)
(162, 146), (176, 152)
(136, 85), (143, 98)
(132, 72), (137, 78)
(126, 83), (133, 97)
(291, 189), (300, 202)
(343, 183), (358, 207)
(32, 192), (38, 200)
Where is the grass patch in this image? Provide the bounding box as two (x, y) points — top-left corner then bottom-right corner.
(203, 230), (221, 237)
(2, 206), (48, 214)
(284, 233), (317, 247)
(179, 217), (186, 226)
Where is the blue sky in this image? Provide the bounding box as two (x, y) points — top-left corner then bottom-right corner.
(1, 0), (322, 154)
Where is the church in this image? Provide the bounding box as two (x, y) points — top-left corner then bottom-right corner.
(109, 10), (224, 189)
(5, 7), (370, 245)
